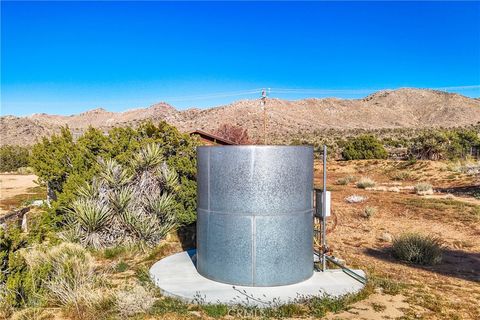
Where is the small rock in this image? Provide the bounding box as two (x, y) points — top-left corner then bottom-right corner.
(417, 189), (434, 196)
(189, 311), (202, 317)
(388, 187), (400, 192)
(380, 232), (393, 242)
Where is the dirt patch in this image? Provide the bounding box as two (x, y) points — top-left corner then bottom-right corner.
(317, 160), (480, 319)
(327, 292), (412, 320)
(0, 174), (43, 215)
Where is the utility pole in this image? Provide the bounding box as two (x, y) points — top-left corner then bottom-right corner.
(261, 88), (270, 144)
(322, 145), (327, 271)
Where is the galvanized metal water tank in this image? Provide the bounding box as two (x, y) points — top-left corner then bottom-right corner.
(196, 146), (314, 287)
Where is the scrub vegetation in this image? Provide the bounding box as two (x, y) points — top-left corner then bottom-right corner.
(0, 145), (30, 172)
(392, 233), (443, 265)
(291, 124), (480, 161)
(1, 121), (479, 319)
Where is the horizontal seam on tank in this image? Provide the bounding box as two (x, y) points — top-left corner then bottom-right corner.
(196, 208), (314, 216)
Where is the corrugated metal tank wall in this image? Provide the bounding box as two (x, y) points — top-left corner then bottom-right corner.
(196, 146), (314, 287)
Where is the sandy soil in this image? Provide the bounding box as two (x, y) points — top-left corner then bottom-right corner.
(0, 174), (39, 215)
(317, 160), (480, 319)
(5, 160), (480, 319)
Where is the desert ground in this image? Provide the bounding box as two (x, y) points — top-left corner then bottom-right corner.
(319, 160), (479, 320)
(0, 174), (42, 215)
(2, 160), (479, 319)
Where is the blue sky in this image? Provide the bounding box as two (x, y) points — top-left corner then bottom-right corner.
(1, 1), (479, 116)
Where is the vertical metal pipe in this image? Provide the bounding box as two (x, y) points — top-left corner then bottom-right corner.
(322, 145), (327, 271)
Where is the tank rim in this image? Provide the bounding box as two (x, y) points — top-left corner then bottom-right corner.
(197, 145), (314, 149)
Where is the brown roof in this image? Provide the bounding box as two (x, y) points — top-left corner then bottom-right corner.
(189, 130), (237, 145)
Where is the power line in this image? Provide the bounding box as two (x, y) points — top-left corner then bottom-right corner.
(163, 89), (262, 102)
(271, 85), (480, 95)
(148, 85), (480, 104)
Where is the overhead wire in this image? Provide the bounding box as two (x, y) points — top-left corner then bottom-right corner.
(155, 85), (480, 103)
(163, 88), (262, 102)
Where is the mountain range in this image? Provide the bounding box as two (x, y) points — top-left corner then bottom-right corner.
(1, 88), (479, 146)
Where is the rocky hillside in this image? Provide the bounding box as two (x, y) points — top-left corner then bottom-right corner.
(1, 89), (479, 146)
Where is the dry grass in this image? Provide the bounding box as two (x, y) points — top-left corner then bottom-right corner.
(116, 285), (155, 317)
(5, 159), (480, 319)
(356, 177), (376, 189)
(414, 182), (434, 195)
(317, 159), (480, 319)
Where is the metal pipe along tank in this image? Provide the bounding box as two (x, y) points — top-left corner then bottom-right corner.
(196, 146), (314, 287)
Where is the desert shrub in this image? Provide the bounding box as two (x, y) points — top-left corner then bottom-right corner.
(414, 182), (433, 195)
(356, 177), (376, 189)
(390, 171), (411, 181)
(336, 175), (356, 185)
(345, 194), (368, 203)
(449, 160), (480, 176)
(408, 131), (450, 160)
(65, 144), (178, 248)
(1, 241), (103, 310)
(409, 129), (480, 160)
(0, 226), (31, 309)
(116, 285), (155, 317)
(0, 145), (30, 172)
(392, 233), (443, 265)
(456, 130), (480, 158)
(30, 122), (198, 225)
(23, 243), (105, 310)
(362, 206), (377, 219)
(341, 135), (388, 160)
(10, 308), (53, 320)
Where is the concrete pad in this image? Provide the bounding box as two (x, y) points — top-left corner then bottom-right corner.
(150, 250), (366, 307)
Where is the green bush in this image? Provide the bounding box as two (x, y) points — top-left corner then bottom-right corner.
(341, 135), (388, 160)
(392, 233), (443, 265)
(0, 145), (30, 172)
(1, 241), (103, 310)
(30, 121), (198, 226)
(409, 129), (480, 160)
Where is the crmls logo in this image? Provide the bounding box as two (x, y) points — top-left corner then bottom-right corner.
(227, 308), (264, 317)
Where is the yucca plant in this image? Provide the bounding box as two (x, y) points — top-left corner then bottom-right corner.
(122, 211), (172, 245)
(108, 186), (135, 215)
(70, 198), (112, 234)
(156, 163), (180, 192)
(76, 178), (101, 200)
(68, 143), (179, 248)
(144, 193), (176, 219)
(131, 143), (164, 173)
(98, 158), (132, 189)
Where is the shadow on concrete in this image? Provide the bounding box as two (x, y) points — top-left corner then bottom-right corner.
(364, 247), (480, 283)
(176, 223), (197, 251)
